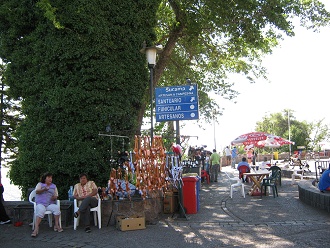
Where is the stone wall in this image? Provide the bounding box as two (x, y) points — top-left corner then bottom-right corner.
(298, 180), (330, 213)
(4, 194), (164, 227)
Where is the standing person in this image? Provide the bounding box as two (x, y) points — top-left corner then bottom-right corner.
(247, 148), (253, 164)
(252, 149), (257, 165)
(31, 172), (62, 237)
(0, 168), (11, 225)
(224, 146), (231, 166)
(209, 149), (221, 182)
(204, 151), (211, 175)
(231, 146), (238, 169)
(73, 173), (99, 233)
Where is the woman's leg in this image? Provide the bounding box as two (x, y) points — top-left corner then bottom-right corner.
(32, 204), (47, 236)
(47, 204), (61, 231)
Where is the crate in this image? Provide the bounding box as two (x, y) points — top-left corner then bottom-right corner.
(116, 215), (146, 231)
(163, 191), (178, 214)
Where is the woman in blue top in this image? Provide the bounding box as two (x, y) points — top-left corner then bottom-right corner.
(31, 172), (62, 237)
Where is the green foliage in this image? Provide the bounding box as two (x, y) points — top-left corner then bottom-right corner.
(0, 63), (22, 166)
(154, 0), (330, 123)
(0, 0), (161, 199)
(255, 109), (330, 153)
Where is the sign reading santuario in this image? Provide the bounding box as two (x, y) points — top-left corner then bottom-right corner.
(155, 85), (199, 122)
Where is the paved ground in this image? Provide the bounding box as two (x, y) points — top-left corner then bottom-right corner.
(1, 166), (329, 248)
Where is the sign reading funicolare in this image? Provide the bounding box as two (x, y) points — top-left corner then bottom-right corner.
(155, 84), (199, 122)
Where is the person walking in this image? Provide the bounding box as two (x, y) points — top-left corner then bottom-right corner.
(209, 149), (221, 182)
(231, 146), (238, 169)
(224, 146), (231, 166)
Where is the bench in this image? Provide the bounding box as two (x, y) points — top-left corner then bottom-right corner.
(298, 180), (330, 212)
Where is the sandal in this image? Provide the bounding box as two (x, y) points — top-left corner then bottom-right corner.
(31, 229), (38, 237)
(54, 226), (63, 232)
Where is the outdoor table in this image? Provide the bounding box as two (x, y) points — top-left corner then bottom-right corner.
(243, 170), (270, 195)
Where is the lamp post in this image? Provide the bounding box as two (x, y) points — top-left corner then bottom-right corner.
(288, 110), (291, 156)
(213, 109), (217, 150)
(140, 44), (162, 145)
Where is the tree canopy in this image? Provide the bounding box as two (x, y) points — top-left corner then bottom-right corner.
(0, 0), (329, 198)
(150, 0), (330, 126)
(255, 109), (330, 152)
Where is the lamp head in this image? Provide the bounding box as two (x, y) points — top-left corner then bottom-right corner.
(140, 44), (163, 67)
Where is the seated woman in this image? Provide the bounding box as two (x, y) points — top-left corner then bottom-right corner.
(318, 169), (330, 192)
(32, 172), (62, 237)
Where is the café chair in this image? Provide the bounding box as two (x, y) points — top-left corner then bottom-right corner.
(224, 172), (245, 198)
(29, 189), (62, 230)
(261, 171), (278, 198)
(73, 197), (102, 230)
(291, 163), (310, 185)
(238, 165), (250, 183)
(269, 166), (282, 186)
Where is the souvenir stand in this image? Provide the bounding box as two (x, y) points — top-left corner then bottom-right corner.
(106, 135), (186, 228)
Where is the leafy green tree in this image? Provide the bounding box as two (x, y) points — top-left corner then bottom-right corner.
(256, 110), (329, 153)
(147, 0), (330, 125)
(0, 63), (22, 168)
(0, 0), (160, 198)
(150, 0), (330, 143)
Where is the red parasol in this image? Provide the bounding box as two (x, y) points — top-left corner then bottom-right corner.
(231, 132), (294, 148)
(232, 132), (294, 163)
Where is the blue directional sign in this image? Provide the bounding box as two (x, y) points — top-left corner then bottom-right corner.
(155, 85), (199, 122)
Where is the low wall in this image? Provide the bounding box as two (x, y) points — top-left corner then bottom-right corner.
(4, 194), (164, 227)
(298, 180), (330, 213)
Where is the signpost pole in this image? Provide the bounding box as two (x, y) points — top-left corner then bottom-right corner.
(176, 120), (180, 145)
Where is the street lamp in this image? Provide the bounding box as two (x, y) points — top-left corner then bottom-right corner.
(288, 110), (291, 156)
(140, 44), (163, 144)
(213, 109), (217, 150)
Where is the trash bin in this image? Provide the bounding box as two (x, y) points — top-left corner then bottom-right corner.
(273, 152), (279, 160)
(182, 176), (199, 214)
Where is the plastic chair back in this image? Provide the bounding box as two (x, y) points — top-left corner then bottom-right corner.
(269, 166), (282, 186)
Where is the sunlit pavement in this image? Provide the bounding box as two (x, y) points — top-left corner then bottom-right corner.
(1, 164), (330, 247)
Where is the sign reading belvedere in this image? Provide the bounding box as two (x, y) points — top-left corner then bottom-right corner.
(155, 84), (199, 122)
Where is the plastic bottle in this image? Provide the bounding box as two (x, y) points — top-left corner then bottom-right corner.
(68, 186), (73, 201)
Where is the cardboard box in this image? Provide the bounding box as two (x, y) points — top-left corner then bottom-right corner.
(116, 215), (146, 231)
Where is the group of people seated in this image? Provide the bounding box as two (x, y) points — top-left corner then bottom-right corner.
(31, 172), (99, 237)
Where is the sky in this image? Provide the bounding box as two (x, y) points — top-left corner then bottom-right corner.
(181, 6), (330, 152)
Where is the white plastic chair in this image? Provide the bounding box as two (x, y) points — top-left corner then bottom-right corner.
(28, 189), (61, 230)
(73, 197), (101, 230)
(291, 164), (310, 185)
(224, 172), (245, 198)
